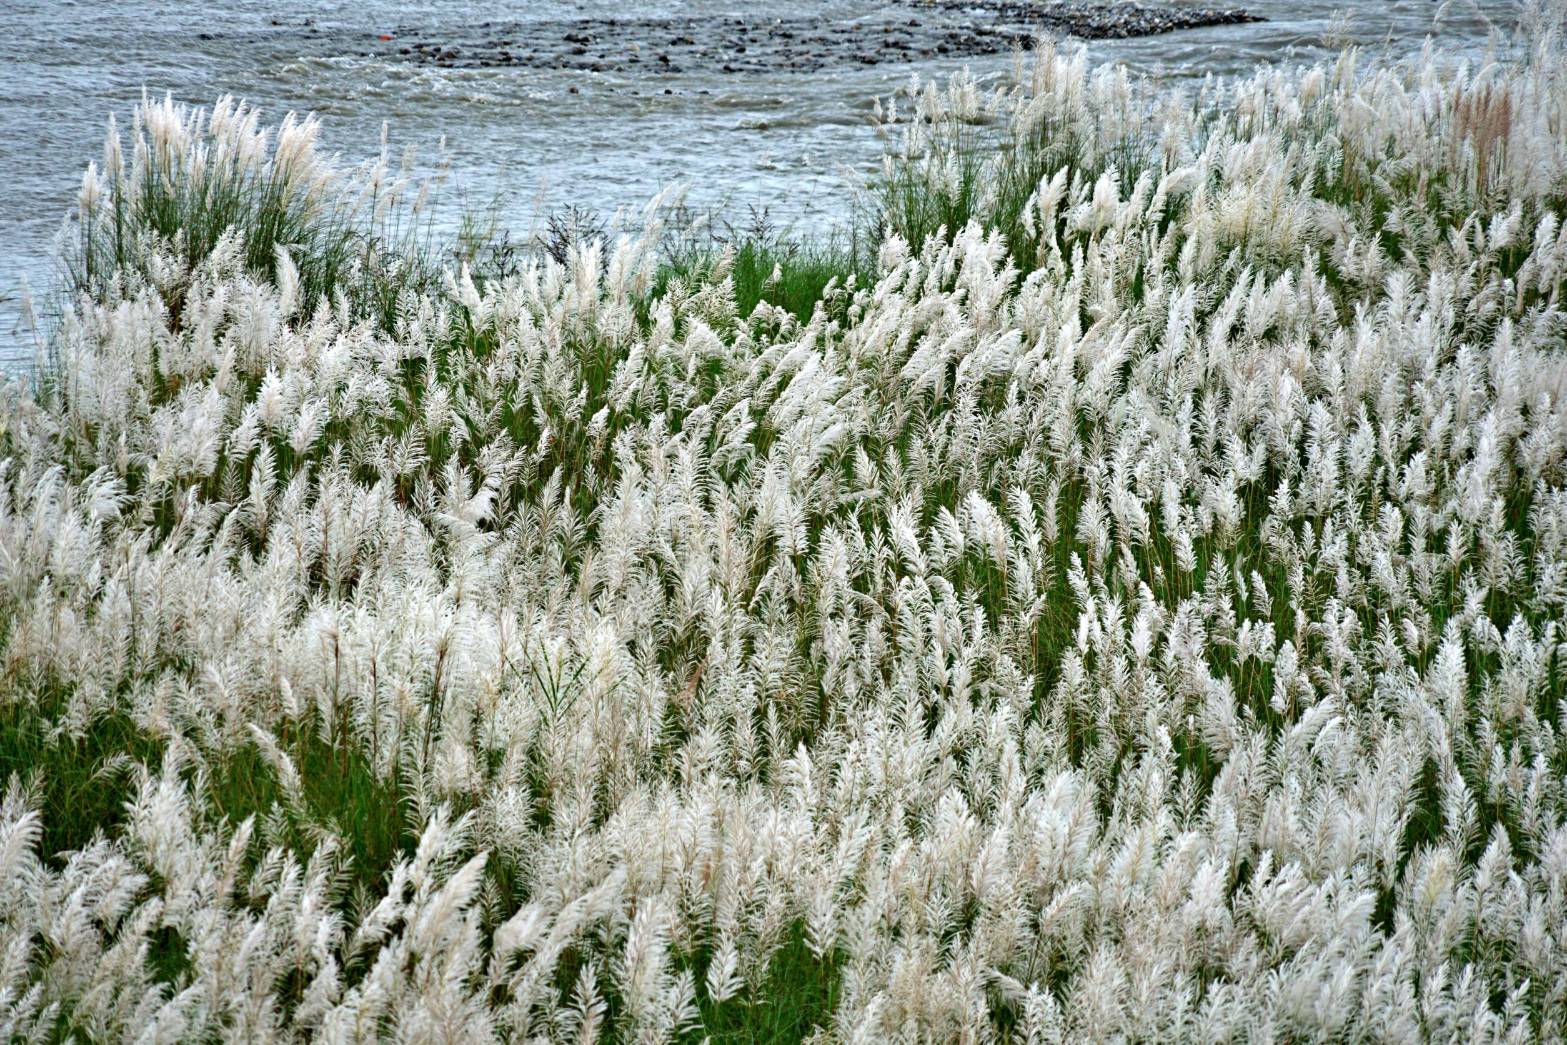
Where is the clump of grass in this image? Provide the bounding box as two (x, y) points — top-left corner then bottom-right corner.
(688, 927), (843, 1044)
(67, 94), (441, 344)
(654, 205), (874, 324)
(0, 693), (160, 862)
(863, 47), (1153, 274)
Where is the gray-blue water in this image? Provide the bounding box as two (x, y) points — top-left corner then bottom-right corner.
(0, 0), (1526, 368)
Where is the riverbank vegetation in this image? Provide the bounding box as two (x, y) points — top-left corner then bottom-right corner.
(3, 20), (1567, 1041)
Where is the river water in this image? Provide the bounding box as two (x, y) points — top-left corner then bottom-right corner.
(0, 0), (1528, 368)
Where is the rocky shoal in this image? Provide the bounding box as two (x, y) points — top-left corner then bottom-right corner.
(352, 2), (1261, 75)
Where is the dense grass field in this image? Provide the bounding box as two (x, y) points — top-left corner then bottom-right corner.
(3, 22), (1567, 1042)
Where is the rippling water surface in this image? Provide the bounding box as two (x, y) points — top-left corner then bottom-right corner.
(0, 0), (1527, 367)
